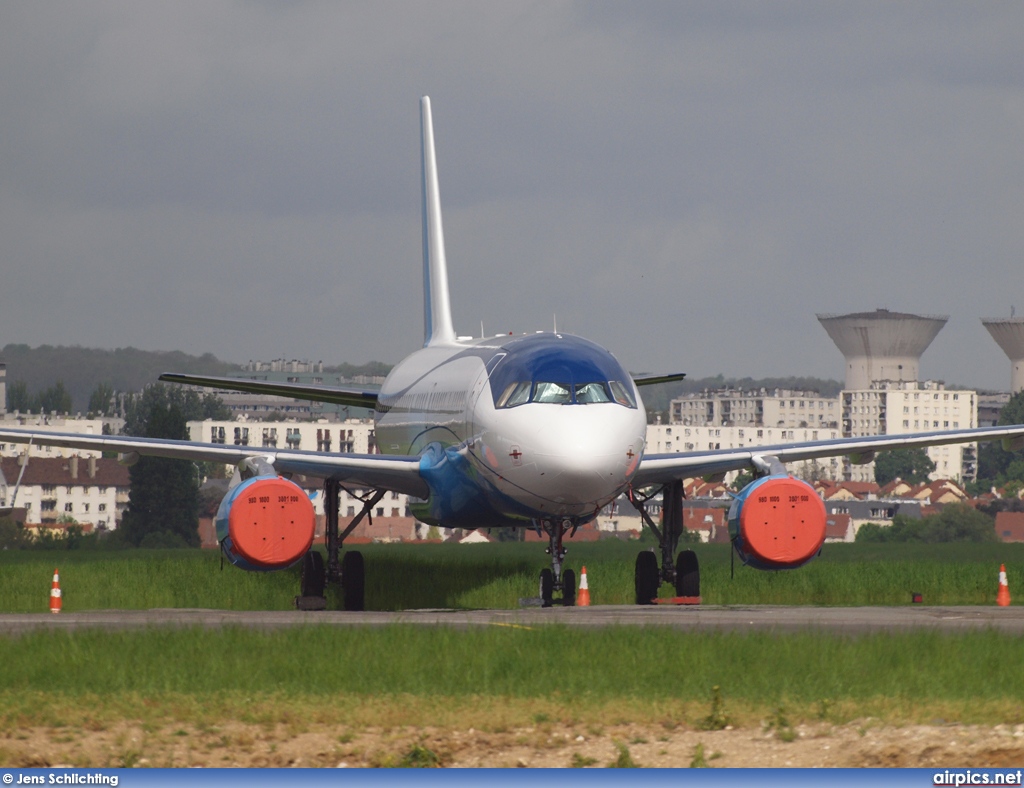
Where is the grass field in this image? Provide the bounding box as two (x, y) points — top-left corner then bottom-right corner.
(1, 540), (1022, 612)
(1, 626), (1023, 729)
(2, 543), (1024, 740)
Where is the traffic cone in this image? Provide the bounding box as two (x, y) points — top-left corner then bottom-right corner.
(49, 568), (62, 614)
(997, 564), (1011, 607)
(577, 566), (591, 607)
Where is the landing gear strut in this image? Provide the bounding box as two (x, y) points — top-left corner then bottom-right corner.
(536, 518), (577, 607)
(628, 480), (700, 604)
(295, 479), (383, 611)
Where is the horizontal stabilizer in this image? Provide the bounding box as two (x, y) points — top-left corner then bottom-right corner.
(159, 373), (379, 411)
(632, 373), (687, 387)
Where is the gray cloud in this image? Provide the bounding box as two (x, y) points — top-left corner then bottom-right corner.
(1, 1), (1022, 389)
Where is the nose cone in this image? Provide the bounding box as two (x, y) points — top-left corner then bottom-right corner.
(499, 404), (646, 513)
(535, 414), (631, 502)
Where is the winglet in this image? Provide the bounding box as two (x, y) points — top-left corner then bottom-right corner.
(420, 96), (457, 347)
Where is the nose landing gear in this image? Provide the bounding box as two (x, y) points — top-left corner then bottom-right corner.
(628, 480), (701, 605)
(536, 518), (577, 607)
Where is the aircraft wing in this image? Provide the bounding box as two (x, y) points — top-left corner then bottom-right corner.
(632, 424), (1024, 487)
(0, 427), (428, 498)
(157, 373), (379, 411)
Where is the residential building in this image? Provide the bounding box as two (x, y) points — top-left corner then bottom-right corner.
(0, 455), (130, 531)
(646, 422), (843, 482)
(841, 380), (978, 483)
(995, 511), (1024, 543)
(0, 414), (122, 459)
(671, 389), (840, 430)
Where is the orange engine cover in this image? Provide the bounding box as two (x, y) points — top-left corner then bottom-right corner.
(728, 475), (826, 569)
(218, 476), (316, 569)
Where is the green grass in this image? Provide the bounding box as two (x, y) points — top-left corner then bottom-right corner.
(0, 626), (1022, 726)
(2, 541), (1023, 612)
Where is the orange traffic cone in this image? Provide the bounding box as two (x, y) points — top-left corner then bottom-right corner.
(997, 564), (1011, 607)
(577, 566), (591, 607)
(49, 568), (62, 614)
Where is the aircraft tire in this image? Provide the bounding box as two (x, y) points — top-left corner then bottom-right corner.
(341, 551), (365, 611)
(634, 550), (659, 605)
(539, 568), (554, 608)
(562, 568), (576, 607)
(675, 549), (700, 598)
(300, 550), (326, 598)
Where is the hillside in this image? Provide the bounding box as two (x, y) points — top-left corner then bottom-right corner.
(0, 345), (393, 413)
(0, 345), (240, 412)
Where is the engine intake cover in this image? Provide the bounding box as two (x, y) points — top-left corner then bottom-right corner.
(728, 475), (826, 569)
(216, 475), (315, 570)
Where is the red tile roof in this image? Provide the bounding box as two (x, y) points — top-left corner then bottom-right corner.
(825, 513), (852, 540)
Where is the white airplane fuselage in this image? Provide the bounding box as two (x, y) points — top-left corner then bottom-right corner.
(374, 332), (648, 530)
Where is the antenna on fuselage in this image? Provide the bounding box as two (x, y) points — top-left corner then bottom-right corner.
(420, 96), (457, 347)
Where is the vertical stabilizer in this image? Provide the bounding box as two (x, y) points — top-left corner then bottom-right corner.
(420, 96), (457, 347)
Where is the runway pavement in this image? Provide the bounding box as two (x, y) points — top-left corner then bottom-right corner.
(1, 605), (1024, 635)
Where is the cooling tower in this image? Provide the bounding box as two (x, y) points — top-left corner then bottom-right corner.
(981, 318), (1024, 394)
(817, 309), (948, 390)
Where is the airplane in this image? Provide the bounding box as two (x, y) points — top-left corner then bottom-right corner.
(3, 96), (1024, 610)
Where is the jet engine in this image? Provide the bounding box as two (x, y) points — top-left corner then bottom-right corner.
(727, 475), (826, 570)
(215, 475), (316, 571)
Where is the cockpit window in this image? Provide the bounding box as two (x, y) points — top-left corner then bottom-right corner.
(496, 381), (532, 408)
(609, 380), (636, 408)
(574, 382), (611, 404)
(495, 379), (629, 408)
(533, 381), (572, 404)
(486, 335), (638, 409)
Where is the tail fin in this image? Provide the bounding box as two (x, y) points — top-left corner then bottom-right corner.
(420, 96), (457, 347)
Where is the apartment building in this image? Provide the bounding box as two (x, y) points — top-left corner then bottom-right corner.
(841, 380), (977, 482)
(0, 455), (130, 530)
(671, 389), (839, 430)
(646, 422), (843, 482)
(0, 414), (122, 459)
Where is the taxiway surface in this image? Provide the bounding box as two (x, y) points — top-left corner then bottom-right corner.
(1, 605), (1023, 635)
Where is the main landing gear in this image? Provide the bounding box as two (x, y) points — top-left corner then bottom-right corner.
(296, 479), (383, 611)
(536, 518), (577, 607)
(628, 479), (700, 605)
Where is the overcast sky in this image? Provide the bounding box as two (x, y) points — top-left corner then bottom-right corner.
(2, 2), (1022, 390)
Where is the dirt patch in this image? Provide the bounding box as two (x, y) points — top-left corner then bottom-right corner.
(5, 721), (1024, 768)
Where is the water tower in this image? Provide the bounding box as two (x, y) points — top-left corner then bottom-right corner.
(981, 318), (1024, 394)
(816, 309), (948, 390)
